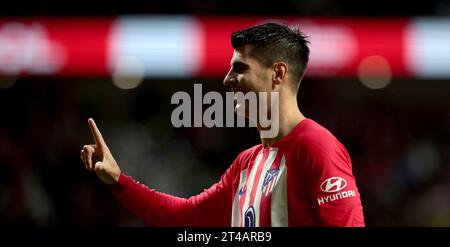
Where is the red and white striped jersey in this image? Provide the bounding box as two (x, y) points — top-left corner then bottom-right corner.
(232, 146), (288, 226)
(111, 119), (365, 226)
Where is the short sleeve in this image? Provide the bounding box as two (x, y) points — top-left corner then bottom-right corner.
(301, 131), (365, 226)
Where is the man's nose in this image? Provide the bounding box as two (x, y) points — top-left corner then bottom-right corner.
(223, 71), (236, 87)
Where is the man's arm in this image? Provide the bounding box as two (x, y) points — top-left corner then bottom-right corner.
(109, 169), (233, 226)
(80, 118), (234, 226)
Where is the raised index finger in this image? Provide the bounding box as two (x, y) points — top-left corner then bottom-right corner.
(88, 118), (106, 148)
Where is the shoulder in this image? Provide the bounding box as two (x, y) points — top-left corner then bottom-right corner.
(299, 120), (351, 169)
(291, 119), (351, 170)
(289, 119), (341, 154)
(299, 120), (339, 148)
(235, 144), (262, 166)
(222, 144), (262, 183)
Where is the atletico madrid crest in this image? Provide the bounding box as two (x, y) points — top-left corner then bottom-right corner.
(261, 168), (280, 196)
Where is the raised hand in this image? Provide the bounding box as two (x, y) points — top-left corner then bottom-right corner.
(80, 118), (121, 184)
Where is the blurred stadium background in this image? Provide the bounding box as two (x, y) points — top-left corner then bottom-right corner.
(0, 0), (450, 226)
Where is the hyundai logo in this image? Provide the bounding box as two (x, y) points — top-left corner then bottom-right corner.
(320, 177), (347, 193)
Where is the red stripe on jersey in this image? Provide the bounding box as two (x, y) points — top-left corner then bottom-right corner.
(239, 152), (262, 214)
(258, 151), (283, 227)
(248, 149), (270, 207)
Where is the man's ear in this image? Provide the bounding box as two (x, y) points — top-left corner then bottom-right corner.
(272, 62), (288, 87)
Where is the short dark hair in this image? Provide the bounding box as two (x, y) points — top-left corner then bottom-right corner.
(231, 22), (310, 89)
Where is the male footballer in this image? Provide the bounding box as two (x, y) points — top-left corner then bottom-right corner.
(80, 22), (365, 226)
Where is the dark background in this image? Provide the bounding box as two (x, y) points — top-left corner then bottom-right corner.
(1, 0), (450, 226)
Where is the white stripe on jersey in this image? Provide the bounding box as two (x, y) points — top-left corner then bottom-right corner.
(270, 155), (288, 226)
(231, 169), (247, 226)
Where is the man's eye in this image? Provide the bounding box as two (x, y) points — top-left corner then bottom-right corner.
(234, 67), (245, 73)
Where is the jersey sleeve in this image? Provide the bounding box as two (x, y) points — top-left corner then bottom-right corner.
(301, 131), (365, 227)
(109, 160), (240, 226)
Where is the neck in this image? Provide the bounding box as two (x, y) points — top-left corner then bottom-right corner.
(258, 96), (305, 148)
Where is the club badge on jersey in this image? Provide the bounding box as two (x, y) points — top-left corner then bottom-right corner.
(261, 168), (280, 196)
